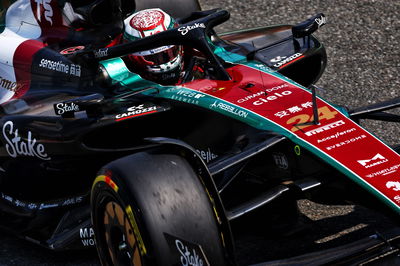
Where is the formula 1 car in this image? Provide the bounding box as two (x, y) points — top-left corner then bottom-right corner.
(1, 1), (400, 266)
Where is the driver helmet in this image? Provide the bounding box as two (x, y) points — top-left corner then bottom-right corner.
(62, 0), (122, 26)
(123, 8), (183, 84)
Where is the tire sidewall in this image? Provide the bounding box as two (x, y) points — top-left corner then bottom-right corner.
(91, 152), (227, 265)
(92, 177), (150, 265)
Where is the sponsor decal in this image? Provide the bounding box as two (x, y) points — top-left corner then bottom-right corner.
(0, 76), (22, 93)
(134, 45), (172, 56)
(39, 59), (81, 77)
(273, 53), (303, 68)
(1, 193), (39, 209)
(171, 90), (205, 104)
(209, 101), (248, 118)
(60, 46), (85, 55)
(317, 128), (356, 143)
(366, 164), (400, 178)
(252, 91), (292, 106)
(275, 101), (313, 118)
(35, 0), (53, 25)
(62, 196), (83, 206)
(39, 203), (59, 209)
(273, 153), (289, 170)
(394, 195), (400, 204)
(2, 193), (22, 207)
(326, 134), (367, 151)
(80, 227), (96, 247)
(14, 200), (25, 208)
(54, 102), (80, 115)
(2, 121), (51, 160)
(165, 234), (209, 266)
(254, 63), (273, 73)
(305, 120), (345, 136)
(175, 239), (208, 266)
(270, 56), (287, 63)
(386, 181), (400, 192)
(115, 104), (158, 121)
(176, 90), (205, 99)
(94, 48), (109, 58)
(28, 203), (38, 209)
(1, 192), (83, 210)
(1, 193), (13, 203)
(357, 153), (388, 169)
(237, 84), (289, 103)
(178, 23), (206, 35)
(14, 199), (26, 208)
(315, 15), (327, 27)
(196, 148), (218, 163)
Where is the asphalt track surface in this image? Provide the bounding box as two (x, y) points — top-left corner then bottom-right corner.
(1, 0), (399, 265)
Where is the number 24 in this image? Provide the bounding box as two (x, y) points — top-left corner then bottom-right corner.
(287, 106), (338, 132)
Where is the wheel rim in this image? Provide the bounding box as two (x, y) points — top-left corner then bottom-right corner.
(103, 200), (143, 266)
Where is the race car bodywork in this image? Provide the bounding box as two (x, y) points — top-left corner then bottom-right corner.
(1, 1), (400, 265)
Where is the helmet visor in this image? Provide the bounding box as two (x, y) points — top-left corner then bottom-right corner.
(140, 46), (181, 66)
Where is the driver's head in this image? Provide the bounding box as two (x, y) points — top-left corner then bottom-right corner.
(123, 8), (183, 84)
(62, 0), (123, 26)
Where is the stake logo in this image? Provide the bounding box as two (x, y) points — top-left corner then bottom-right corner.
(34, 0), (53, 25)
(178, 23), (206, 35)
(54, 102), (80, 115)
(357, 153), (388, 168)
(2, 121), (50, 160)
(315, 15), (327, 27)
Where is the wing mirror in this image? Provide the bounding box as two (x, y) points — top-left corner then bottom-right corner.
(292, 13), (326, 38)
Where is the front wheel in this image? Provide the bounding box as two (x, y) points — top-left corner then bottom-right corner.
(91, 151), (228, 265)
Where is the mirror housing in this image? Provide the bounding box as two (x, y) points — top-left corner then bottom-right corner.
(292, 13), (326, 38)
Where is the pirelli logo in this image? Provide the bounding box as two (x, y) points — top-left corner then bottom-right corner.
(305, 120), (345, 136)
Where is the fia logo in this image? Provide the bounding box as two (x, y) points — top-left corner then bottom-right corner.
(273, 153), (289, 170)
(34, 0), (53, 25)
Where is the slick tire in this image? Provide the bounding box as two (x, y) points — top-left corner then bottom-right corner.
(91, 151), (227, 265)
(135, 0), (201, 18)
